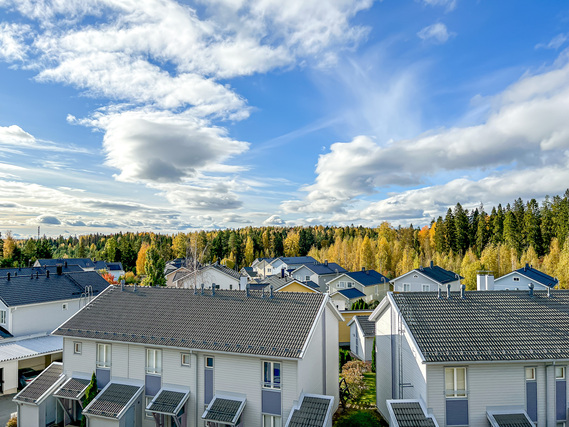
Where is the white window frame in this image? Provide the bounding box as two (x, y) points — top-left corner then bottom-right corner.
(305, 275), (311, 281)
(556, 366), (566, 380)
(403, 283), (410, 292)
(0, 310), (6, 324)
(145, 396), (154, 419)
(146, 348), (162, 375)
(338, 281), (346, 288)
(73, 342), (82, 355)
(263, 414), (282, 427)
(445, 367), (467, 398)
(422, 284), (430, 292)
(96, 343), (111, 368)
(263, 361), (281, 390)
(181, 353), (191, 367)
(525, 367), (536, 381)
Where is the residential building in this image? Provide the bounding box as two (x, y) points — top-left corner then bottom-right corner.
(390, 262), (462, 292)
(347, 315), (375, 362)
(16, 286), (341, 427)
(164, 258), (189, 276)
(171, 263), (246, 290)
(251, 258), (274, 278)
(483, 263), (559, 291)
(0, 270), (109, 395)
(266, 257), (318, 277)
(240, 266), (258, 280)
(337, 310), (374, 347)
(249, 276), (320, 293)
(34, 258), (125, 280)
(328, 268), (390, 309)
(370, 288), (569, 426)
(166, 266), (192, 287)
(290, 261), (347, 293)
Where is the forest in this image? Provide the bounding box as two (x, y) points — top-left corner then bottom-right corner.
(1, 190), (569, 289)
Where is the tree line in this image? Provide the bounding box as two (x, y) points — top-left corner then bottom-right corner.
(1, 190), (569, 288)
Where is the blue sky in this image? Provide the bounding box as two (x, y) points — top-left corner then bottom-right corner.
(1, 0), (569, 237)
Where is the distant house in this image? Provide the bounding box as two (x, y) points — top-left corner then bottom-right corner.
(290, 261), (347, 292)
(370, 288), (569, 426)
(250, 275), (320, 293)
(266, 256), (318, 277)
(328, 269), (390, 309)
(251, 258), (274, 278)
(391, 262), (462, 292)
(337, 309), (374, 346)
(34, 258), (125, 280)
(488, 263), (559, 291)
(0, 270), (109, 395)
(347, 315), (375, 361)
(165, 266), (191, 287)
(16, 286), (342, 427)
(240, 266), (258, 280)
(173, 262), (246, 290)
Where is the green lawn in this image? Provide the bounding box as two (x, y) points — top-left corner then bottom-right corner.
(359, 372), (377, 407)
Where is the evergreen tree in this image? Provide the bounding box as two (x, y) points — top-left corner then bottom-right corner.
(444, 209), (456, 253)
(454, 203), (470, 254)
(81, 372), (98, 427)
(142, 246), (166, 286)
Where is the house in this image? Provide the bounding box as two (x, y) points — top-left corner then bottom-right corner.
(34, 258), (125, 280)
(347, 315), (375, 362)
(337, 309), (374, 347)
(390, 261), (462, 292)
(0, 270), (109, 395)
(16, 286), (341, 427)
(251, 258), (274, 278)
(240, 266), (258, 280)
(172, 263), (246, 290)
(165, 266), (192, 287)
(94, 261), (125, 280)
(485, 263), (559, 291)
(290, 261), (347, 292)
(250, 276), (320, 293)
(328, 268), (390, 309)
(266, 256), (318, 277)
(164, 258), (188, 276)
(370, 287), (569, 426)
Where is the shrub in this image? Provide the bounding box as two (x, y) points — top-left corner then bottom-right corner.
(339, 348), (352, 370)
(341, 360), (369, 400)
(371, 337), (376, 373)
(6, 416), (17, 427)
(336, 412), (382, 427)
(342, 360), (369, 373)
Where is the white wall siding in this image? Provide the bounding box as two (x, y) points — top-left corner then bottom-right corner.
(426, 365), (445, 425)
(325, 306), (340, 406)
(375, 305), (392, 419)
(392, 273), (461, 292)
(127, 345), (146, 381)
(0, 359), (18, 394)
(297, 313), (324, 396)
(111, 343), (129, 380)
(493, 272), (549, 291)
(11, 298), (82, 337)
(281, 361), (298, 425)
(18, 403), (39, 427)
(178, 268), (238, 290)
(88, 416), (120, 427)
(63, 338), (96, 377)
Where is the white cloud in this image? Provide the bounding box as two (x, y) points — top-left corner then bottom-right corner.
(420, 0), (456, 11)
(417, 23), (453, 44)
(33, 215), (61, 225)
(0, 22), (29, 62)
(283, 55), (569, 215)
(0, 125), (35, 146)
(536, 33), (568, 50)
(263, 214), (284, 225)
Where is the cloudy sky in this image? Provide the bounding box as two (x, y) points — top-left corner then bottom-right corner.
(1, 0), (569, 237)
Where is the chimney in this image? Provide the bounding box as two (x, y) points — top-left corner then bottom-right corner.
(6, 273), (10, 281)
(281, 268), (285, 278)
(64, 261), (67, 268)
(201, 283), (204, 295)
(430, 260), (434, 268)
(486, 274), (494, 291)
(525, 263), (529, 271)
(270, 285), (274, 299)
(324, 260), (328, 266)
(460, 284), (466, 299)
(362, 267), (365, 272)
(46, 270), (49, 278)
(246, 283), (250, 297)
(528, 283), (534, 297)
(476, 274), (485, 291)
(120, 279), (125, 291)
(239, 276), (247, 291)
(56, 264), (63, 275)
(446, 283), (451, 299)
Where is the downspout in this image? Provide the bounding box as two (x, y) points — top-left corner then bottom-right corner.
(193, 352), (198, 427)
(322, 305), (327, 394)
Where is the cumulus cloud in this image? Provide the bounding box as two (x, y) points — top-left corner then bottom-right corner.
(0, 23), (29, 62)
(417, 23), (453, 44)
(34, 215), (61, 225)
(263, 214), (285, 225)
(0, 125), (35, 146)
(283, 56), (569, 215)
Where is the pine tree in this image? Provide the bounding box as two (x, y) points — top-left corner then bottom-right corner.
(142, 246), (166, 286)
(81, 372), (98, 427)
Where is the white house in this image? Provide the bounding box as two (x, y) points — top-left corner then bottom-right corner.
(16, 286), (341, 427)
(266, 257), (317, 278)
(390, 262), (461, 292)
(347, 315), (375, 362)
(165, 267), (191, 287)
(173, 263), (246, 291)
(290, 261), (347, 293)
(327, 269), (390, 309)
(489, 263), (559, 291)
(251, 258), (275, 279)
(370, 287), (569, 426)
(0, 269), (109, 395)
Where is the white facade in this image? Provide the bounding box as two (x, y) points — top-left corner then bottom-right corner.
(291, 266), (342, 292)
(493, 272), (550, 291)
(174, 266), (240, 290)
(371, 294), (563, 427)
(327, 275), (387, 303)
(348, 319), (373, 362)
(391, 271), (460, 293)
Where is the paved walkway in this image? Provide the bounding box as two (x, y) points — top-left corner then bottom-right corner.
(0, 393), (16, 426)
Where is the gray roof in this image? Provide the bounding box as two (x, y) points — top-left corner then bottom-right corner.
(389, 401), (436, 427)
(54, 286), (326, 358)
(172, 269), (191, 282)
(490, 413), (533, 427)
(288, 396), (333, 427)
(202, 397), (245, 424)
(0, 271), (110, 307)
(354, 316), (375, 337)
(83, 383), (142, 419)
(391, 290), (569, 362)
(252, 276), (318, 292)
(147, 389), (189, 415)
(36, 258), (95, 269)
(14, 362), (63, 404)
(53, 377), (90, 400)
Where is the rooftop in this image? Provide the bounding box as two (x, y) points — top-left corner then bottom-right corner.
(54, 286), (327, 358)
(0, 335), (62, 361)
(14, 362), (63, 404)
(390, 290), (569, 362)
(488, 412), (533, 427)
(83, 383), (143, 419)
(36, 258), (95, 269)
(353, 315), (375, 337)
(53, 377), (90, 400)
(147, 389), (190, 415)
(287, 395), (333, 427)
(388, 401), (437, 427)
(513, 263), (558, 288)
(202, 396), (246, 425)
(335, 288), (366, 300)
(400, 263), (461, 284)
(343, 269), (389, 287)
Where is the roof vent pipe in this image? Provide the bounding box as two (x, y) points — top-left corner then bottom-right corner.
(56, 264), (63, 275)
(246, 283), (250, 297)
(262, 286), (265, 298)
(46, 270), (49, 278)
(437, 287), (442, 299)
(430, 260), (434, 268)
(446, 283), (451, 299)
(120, 279), (125, 291)
(528, 283), (534, 297)
(548, 286), (551, 298)
(270, 285), (274, 299)
(193, 285), (197, 295)
(362, 267), (365, 272)
(212, 283), (215, 296)
(201, 283), (204, 296)
(281, 268), (285, 279)
(6, 273), (10, 281)
(460, 284), (466, 299)
(133, 282), (137, 292)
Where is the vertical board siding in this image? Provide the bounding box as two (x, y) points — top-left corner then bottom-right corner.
(297, 313), (323, 395)
(11, 299), (82, 337)
(127, 345), (145, 381)
(375, 306), (392, 419)
(111, 343), (129, 379)
(325, 307), (340, 405)
(556, 379), (566, 421)
(63, 338), (96, 377)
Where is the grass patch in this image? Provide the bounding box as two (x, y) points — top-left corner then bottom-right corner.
(333, 408), (387, 427)
(359, 372), (376, 406)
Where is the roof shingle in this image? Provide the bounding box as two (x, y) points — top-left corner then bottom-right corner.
(83, 383), (142, 419)
(14, 362), (63, 404)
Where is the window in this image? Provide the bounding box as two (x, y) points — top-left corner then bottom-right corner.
(145, 396), (153, 419)
(556, 367), (566, 380)
(0, 310), (6, 324)
(74, 342), (82, 354)
(146, 349), (162, 374)
(513, 277), (520, 282)
(181, 353), (191, 366)
(62, 303), (68, 310)
(347, 282), (353, 288)
(263, 361), (281, 389)
(230, 284), (233, 290)
(338, 281), (346, 288)
(206, 356), (214, 368)
(305, 276), (311, 281)
(525, 367), (536, 381)
(403, 284), (410, 292)
(445, 367), (467, 398)
(96, 343), (111, 368)
(263, 414), (282, 427)
(422, 284), (430, 292)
